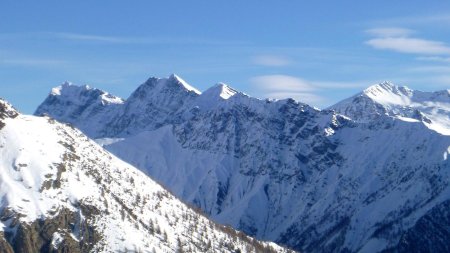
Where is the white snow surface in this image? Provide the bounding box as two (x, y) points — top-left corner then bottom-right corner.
(0, 102), (290, 253)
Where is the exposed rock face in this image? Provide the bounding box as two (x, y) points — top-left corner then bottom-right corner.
(35, 76), (450, 252)
(0, 99), (18, 129)
(0, 232), (14, 253)
(1, 207), (100, 253)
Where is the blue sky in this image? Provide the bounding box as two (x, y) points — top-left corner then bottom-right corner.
(1, 1), (450, 113)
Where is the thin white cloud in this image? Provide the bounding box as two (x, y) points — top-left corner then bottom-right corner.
(416, 56), (450, 63)
(0, 32), (249, 46)
(313, 81), (367, 89)
(393, 75), (450, 88)
(250, 75), (324, 104)
(366, 37), (450, 55)
(252, 55), (291, 66)
(52, 32), (248, 46)
(0, 58), (66, 67)
(366, 27), (414, 37)
(366, 12), (450, 27)
(249, 75), (378, 106)
(407, 65), (450, 73)
(251, 75), (315, 92)
(371, 14), (450, 26)
(56, 33), (125, 43)
(432, 75), (450, 84)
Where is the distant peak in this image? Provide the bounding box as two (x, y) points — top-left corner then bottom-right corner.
(168, 73), (181, 81)
(47, 82), (123, 105)
(363, 81), (395, 93)
(141, 74), (201, 95)
(51, 81), (71, 95)
(363, 81), (412, 99)
(168, 74), (201, 94)
(51, 82), (91, 96)
(203, 83), (239, 100)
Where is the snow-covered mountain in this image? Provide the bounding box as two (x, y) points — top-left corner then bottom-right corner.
(331, 81), (450, 135)
(0, 98), (291, 253)
(35, 76), (450, 252)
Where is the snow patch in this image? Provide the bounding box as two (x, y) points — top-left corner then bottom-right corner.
(51, 232), (64, 249)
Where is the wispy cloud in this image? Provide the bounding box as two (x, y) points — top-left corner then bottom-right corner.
(432, 75), (450, 85)
(416, 56), (450, 63)
(52, 32), (248, 46)
(0, 58), (67, 67)
(0, 32), (249, 46)
(393, 75), (450, 89)
(250, 75), (321, 104)
(251, 75), (315, 92)
(407, 65), (450, 73)
(366, 27), (414, 37)
(313, 81), (367, 89)
(252, 55), (291, 66)
(249, 74), (374, 105)
(365, 28), (450, 55)
(368, 13), (450, 27)
(55, 33), (126, 43)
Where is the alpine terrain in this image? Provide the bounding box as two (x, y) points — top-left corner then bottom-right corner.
(35, 75), (450, 252)
(0, 98), (291, 253)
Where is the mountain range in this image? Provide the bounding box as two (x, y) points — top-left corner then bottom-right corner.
(30, 74), (450, 252)
(0, 98), (291, 253)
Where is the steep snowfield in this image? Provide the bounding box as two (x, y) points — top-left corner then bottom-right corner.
(331, 81), (450, 135)
(0, 99), (291, 253)
(36, 76), (450, 252)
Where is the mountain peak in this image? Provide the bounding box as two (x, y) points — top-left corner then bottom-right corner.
(130, 74), (200, 102)
(169, 73), (201, 94)
(148, 74), (198, 93)
(330, 81), (450, 135)
(136, 74), (201, 99)
(362, 81), (413, 96)
(203, 82), (238, 100)
(51, 81), (91, 96)
(363, 81), (395, 95)
(363, 81), (413, 102)
(34, 83), (124, 137)
(44, 82), (123, 107)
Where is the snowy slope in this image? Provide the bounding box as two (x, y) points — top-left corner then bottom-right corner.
(36, 76), (450, 252)
(331, 81), (450, 135)
(0, 99), (291, 253)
